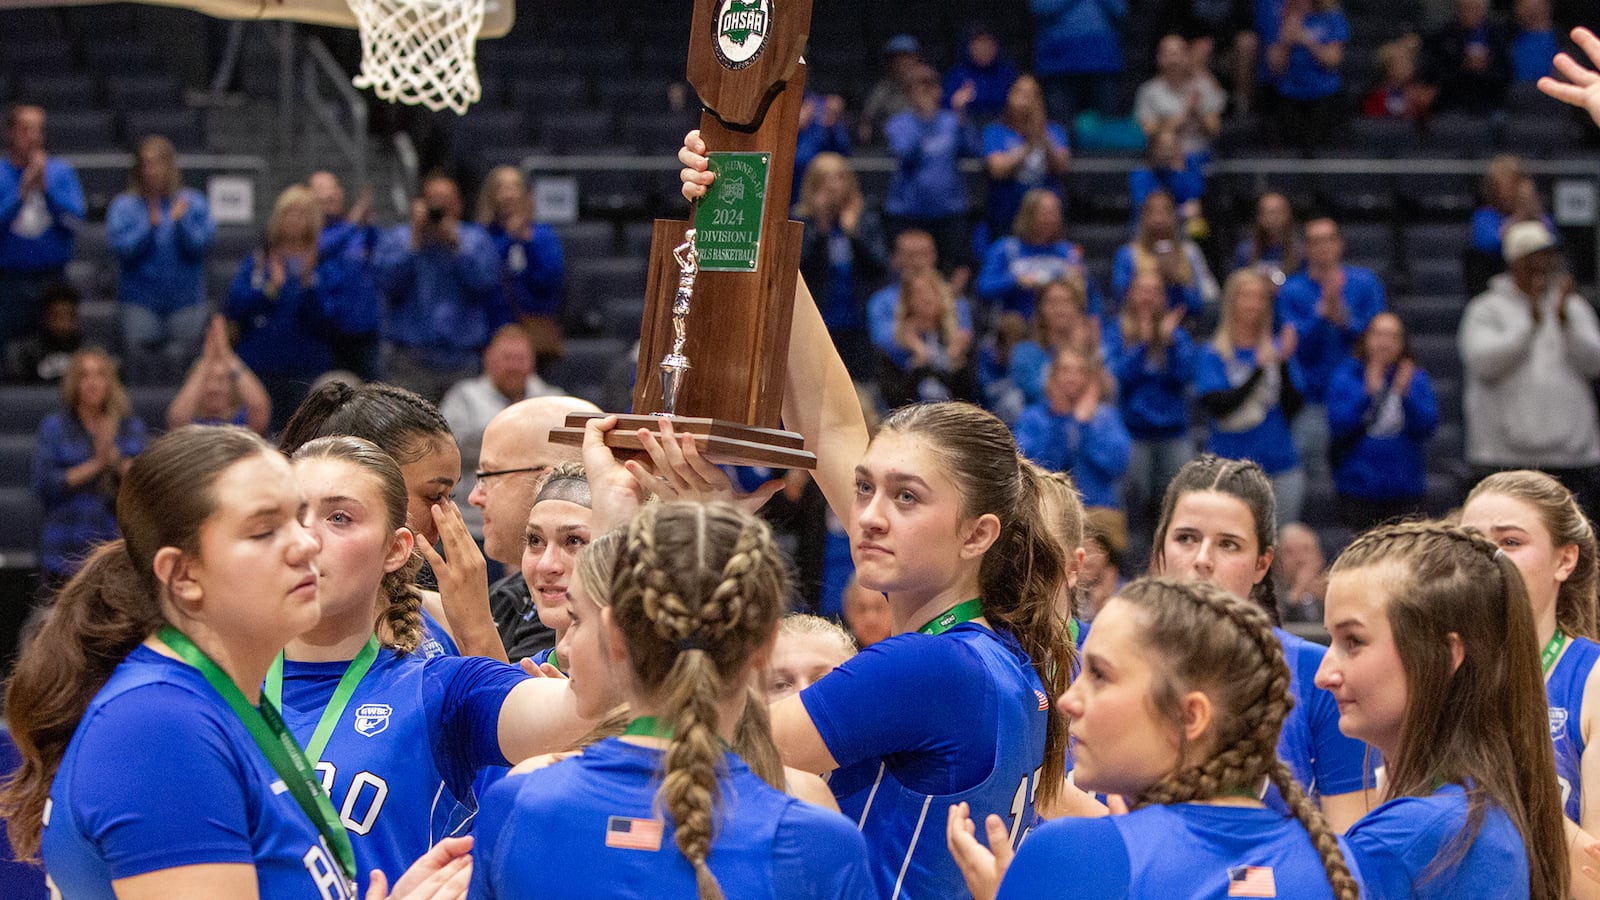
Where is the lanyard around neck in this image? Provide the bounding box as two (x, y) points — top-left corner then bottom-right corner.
(265, 634), (381, 763)
(157, 626), (358, 892)
(1543, 630), (1569, 676)
(918, 598), (985, 636)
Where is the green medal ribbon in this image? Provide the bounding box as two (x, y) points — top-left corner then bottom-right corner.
(622, 716), (674, 739)
(265, 634), (381, 764)
(157, 626), (359, 893)
(917, 598), (986, 636)
(1542, 630), (1569, 676)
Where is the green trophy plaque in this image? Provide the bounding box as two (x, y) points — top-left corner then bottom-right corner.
(550, 0), (815, 470)
(694, 152), (770, 272)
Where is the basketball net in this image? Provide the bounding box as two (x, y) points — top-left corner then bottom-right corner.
(348, 0), (484, 115)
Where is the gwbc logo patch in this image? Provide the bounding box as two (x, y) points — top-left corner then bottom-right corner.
(355, 703), (393, 737)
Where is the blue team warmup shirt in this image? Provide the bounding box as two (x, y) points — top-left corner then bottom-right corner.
(998, 802), (1351, 898)
(42, 646), (355, 900)
(278, 648), (526, 893)
(800, 622), (1050, 900)
(469, 737), (876, 899)
(1548, 636), (1600, 824)
(1272, 629), (1376, 811)
(1344, 783), (1529, 900)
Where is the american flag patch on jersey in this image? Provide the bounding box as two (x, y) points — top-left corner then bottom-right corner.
(1034, 689), (1050, 710)
(606, 816), (663, 851)
(1228, 865), (1276, 897)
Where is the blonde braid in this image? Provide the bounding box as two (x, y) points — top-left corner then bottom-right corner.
(1122, 576), (1358, 900)
(1266, 762), (1362, 900)
(378, 552), (425, 654)
(613, 504), (788, 900)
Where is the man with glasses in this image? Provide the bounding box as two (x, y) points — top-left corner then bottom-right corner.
(468, 393), (599, 661)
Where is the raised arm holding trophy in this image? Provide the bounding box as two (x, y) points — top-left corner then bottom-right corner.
(550, 0), (818, 469)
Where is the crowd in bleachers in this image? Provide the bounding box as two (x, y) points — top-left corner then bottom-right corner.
(0, 0), (1598, 614)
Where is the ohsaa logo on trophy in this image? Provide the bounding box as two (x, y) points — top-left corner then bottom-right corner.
(713, 0), (773, 70)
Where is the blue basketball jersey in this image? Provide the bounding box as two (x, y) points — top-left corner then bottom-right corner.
(469, 737), (877, 899)
(277, 649), (525, 893)
(42, 646), (354, 900)
(1271, 629), (1375, 811)
(801, 623), (1050, 900)
(1344, 782), (1529, 900)
(1547, 635), (1600, 823)
(998, 803), (1351, 899)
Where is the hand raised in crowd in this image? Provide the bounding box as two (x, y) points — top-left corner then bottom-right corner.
(1278, 323), (1299, 361)
(1073, 378), (1101, 423)
(1159, 306), (1184, 345)
(170, 194), (190, 221)
(1392, 358), (1416, 396)
(349, 185), (375, 226)
(946, 802), (1013, 900)
(951, 80), (977, 114)
(20, 149), (44, 194)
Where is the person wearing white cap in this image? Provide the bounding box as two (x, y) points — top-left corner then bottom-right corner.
(1459, 219), (1600, 512)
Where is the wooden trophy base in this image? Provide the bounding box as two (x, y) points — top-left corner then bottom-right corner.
(548, 413), (816, 470)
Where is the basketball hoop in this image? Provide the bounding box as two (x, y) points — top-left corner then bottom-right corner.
(347, 0), (486, 115)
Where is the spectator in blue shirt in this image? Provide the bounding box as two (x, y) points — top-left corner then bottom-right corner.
(1007, 275), (1104, 407)
(1031, 0), (1129, 122)
(795, 152), (887, 379)
(1264, 0), (1348, 149)
(0, 105), (83, 348)
(1112, 189), (1219, 318)
(310, 170), (382, 380)
(977, 188), (1097, 320)
(1232, 191), (1302, 286)
(477, 166), (566, 372)
(1013, 344), (1132, 517)
(981, 75), (1071, 243)
(794, 92), (851, 200)
(867, 228), (974, 371)
(1103, 269), (1197, 539)
(944, 23), (1020, 125)
(883, 64), (980, 274)
(107, 136), (215, 384)
(227, 184), (374, 428)
(1327, 311), (1438, 530)
(1509, 0), (1557, 82)
(1467, 154), (1553, 294)
(876, 267), (978, 408)
(372, 173), (501, 403)
(1195, 269), (1307, 523)
(1128, 125), (1206, 232)
(30, 348), (147, 589)
(1275, 216), (1387, 484)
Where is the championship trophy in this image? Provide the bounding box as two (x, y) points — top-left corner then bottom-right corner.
(549, 0), (817, 469)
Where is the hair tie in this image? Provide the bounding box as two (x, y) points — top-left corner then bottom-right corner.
(1494, 547), (1508, 562)
(677, 635), (710, 653)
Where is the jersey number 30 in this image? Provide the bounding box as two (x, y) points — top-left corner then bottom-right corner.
(317, 761), (390, 836)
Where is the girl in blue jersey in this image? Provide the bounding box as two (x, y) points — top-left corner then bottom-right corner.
(1461, 470), (1600, 831)
(281, 380), (501, 661)
(1318, 521), (1569, 899)
(1149, 455), (1376, 831)
(283, 436), (591, 893)
(949, 576), (1360, 899)
(1, 425), (472, 900)
(682, 131), (1071, 900)
(471, 502), (876, 899)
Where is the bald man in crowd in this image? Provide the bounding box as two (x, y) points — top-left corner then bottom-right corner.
(468, 393), (600, 661)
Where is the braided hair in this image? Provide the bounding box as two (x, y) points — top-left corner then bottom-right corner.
(1331, 520), (1567, 900)
(1116, 577), (1359, 900)
(608, 502), (788, 900)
